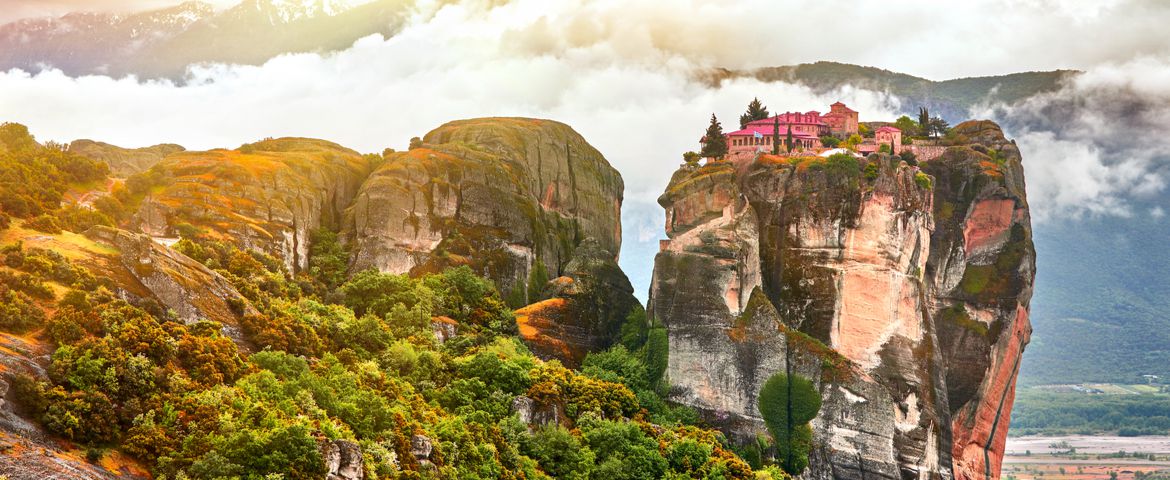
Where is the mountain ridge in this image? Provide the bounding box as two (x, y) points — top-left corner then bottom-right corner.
(702, 61), (1077, 122)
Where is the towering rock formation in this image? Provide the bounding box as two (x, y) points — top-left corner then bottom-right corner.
(132, 138), (375, 272)
(122, 118), (636, 361)
(345, 118), (636, 361)
(648, 120), (1034, 480)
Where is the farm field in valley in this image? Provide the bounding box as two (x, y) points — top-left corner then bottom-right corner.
(1004, 436), (1170, 480)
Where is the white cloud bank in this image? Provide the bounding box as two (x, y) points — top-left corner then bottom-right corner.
(982, 56), (1170, 222)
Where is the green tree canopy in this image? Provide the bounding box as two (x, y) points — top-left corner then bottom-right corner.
(739, 97), (770, 129)
(894, 115), (919, 135)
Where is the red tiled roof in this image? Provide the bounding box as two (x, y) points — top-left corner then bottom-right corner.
(725, 126), (819, 139)
(745, 114), (827, 128)
(876, 126), (901, 133)
(830, 101), (857, 113)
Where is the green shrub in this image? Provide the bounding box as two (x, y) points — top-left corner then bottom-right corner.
(308, 228), (348, 290)
(619, 307), (649, 350)
(0, 289), (45, 332)
(522, 425), (594, 480)
(900, 150), (918, 165)
(864, 162), (880, 181)
(526, 259), (550, 304)
(25, 214), (62, 234)
(914, 172), (933, 189)
(758, 372), (821, 476)
(644, 327), (669, 387)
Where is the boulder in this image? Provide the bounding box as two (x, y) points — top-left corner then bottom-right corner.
(322, 439), (364, 480)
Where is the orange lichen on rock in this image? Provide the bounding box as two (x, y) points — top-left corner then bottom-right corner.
(963, 198), (1015, 256)
(98, 449), (153, 477)
(515, 298), (577, 363)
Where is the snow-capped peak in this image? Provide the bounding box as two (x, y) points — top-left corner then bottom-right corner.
(246, 0), (375, 24)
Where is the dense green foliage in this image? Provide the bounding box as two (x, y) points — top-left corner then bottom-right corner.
(1010, 388), (1170, 436)
(758, 373), (820, 476)
(0, 123), (109, 222)
(3, 217), (769, 478)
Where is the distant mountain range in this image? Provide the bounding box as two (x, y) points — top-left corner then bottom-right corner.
(0, 0), (412, 78)
(704, 61), (1078, 123)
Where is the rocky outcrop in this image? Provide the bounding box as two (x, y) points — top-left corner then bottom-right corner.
(515, 238), (639, 366)
(648, 120), (1033, 480)
(85, 226), (256, 333)
(68, 139), (185, 177)
(322, 439), (365, 480)
(345, 118), (635, 358)
(132, 137), (374, 272)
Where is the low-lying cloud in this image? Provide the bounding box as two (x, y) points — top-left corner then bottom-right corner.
(981, 56), (1170, 222)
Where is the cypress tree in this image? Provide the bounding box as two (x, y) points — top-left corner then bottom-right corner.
(772, 117), (780, 155)
(786, 125), (795, 153)
(700, 114), (728, 159)
(918, 107), (930, 137)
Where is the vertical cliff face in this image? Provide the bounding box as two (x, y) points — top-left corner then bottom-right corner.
(648, 120), (1034, 480)
(345, 118), (635, 360)
(921, 121), (1034, 480)
(133, 138), (374, 272)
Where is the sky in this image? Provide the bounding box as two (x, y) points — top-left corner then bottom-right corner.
(2, 0), (1170, 298)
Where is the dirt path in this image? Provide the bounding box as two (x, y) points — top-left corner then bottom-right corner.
(75, 177), (117, 208)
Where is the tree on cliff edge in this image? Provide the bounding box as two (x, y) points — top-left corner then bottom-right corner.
(758, 372), (821, 475)
(740, 97), (770, 129)
(700, 114), (728, 159)
(918, 107), (931, 137)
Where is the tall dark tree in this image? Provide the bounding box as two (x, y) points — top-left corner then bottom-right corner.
(700, 114), (728, 159)
(786, 126), (795, 153)
(771, 117), (780, 155)
(740, 97), (770, 129)
(918, 107), (930, 137)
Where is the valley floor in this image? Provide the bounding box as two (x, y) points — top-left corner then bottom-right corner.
(1004, 436), (1170, 480)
